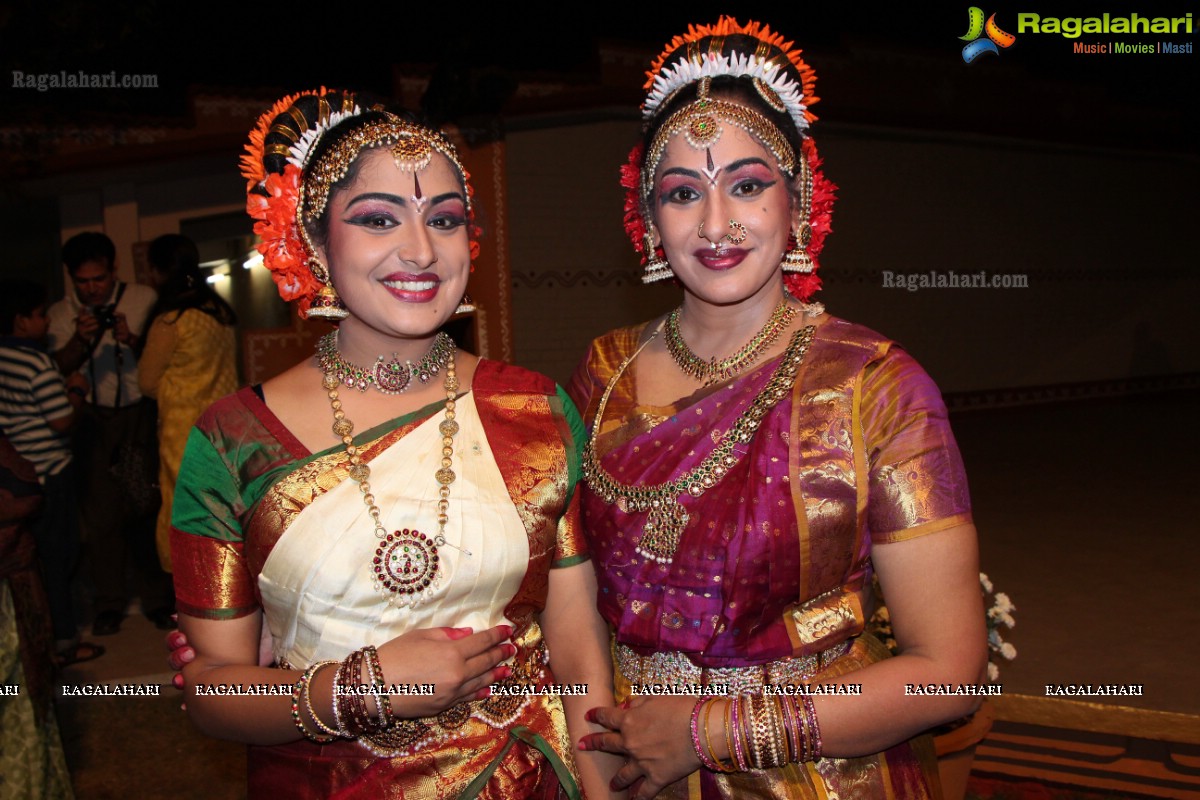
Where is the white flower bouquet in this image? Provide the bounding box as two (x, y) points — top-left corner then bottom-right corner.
(868, 572), (1017, 683)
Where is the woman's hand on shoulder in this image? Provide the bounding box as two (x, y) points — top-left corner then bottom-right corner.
(375, 625), (514, 718)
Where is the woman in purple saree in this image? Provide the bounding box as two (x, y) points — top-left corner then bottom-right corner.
(572, 17), (986, 799)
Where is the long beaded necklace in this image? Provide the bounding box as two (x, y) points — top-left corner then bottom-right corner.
(317, 330), (455, 394)
(321, 337), (469, 607)
(583, 324), (815, 563)
(664, 299), (797, 386)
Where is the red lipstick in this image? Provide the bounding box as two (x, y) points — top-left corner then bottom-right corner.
(381, 272), (441, 302)
(693, 247), (748, 271)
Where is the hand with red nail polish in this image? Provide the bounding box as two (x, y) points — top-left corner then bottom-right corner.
(166, 631), (195, 677)
(370, 624), (515, 719)
(581, 696), (699, 797)
(166, 616), (274, 705)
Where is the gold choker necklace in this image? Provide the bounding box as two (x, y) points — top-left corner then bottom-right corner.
(321, 338), (469, 608)
(664, 300), (797, 386)
(584, 325), (815, 563)
(317, 331), (454, 394)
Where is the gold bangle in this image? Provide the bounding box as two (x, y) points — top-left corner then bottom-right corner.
(704, 699), (737, 773)
(303, 660), (342, 737)
(725, 697), (741, 771)
(291, 661), (338, 743)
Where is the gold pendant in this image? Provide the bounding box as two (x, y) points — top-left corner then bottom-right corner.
(634, 500), (691, 563)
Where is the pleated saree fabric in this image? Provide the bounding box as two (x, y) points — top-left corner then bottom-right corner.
(172, 361), (588, 799)
(569, 317), (972, 799)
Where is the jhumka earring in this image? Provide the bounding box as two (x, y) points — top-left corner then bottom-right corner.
(641, 228), (673, 284)
(307, 284), (350, 320)
(781, 224), (814, 274)
(305, 257), (350, 320)
(455, 293), (476, 315)
(783, 155), (815, 274)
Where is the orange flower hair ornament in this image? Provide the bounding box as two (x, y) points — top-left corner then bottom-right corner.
(642, 17), (820, 138)
(241, 88), (361, 315)
(241, 88), (480, 316)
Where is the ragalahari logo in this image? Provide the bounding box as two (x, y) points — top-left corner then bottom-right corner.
(960, 7), (1017, 62)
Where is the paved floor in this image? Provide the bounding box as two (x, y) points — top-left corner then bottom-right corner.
(56, 391), (1199, 797)
(59, 611), (244, 800)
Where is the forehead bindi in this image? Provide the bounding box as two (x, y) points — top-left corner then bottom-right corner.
(340, 148), (462, 202)
(658, 127), (780, 181)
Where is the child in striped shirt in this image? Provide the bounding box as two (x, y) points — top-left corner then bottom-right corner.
(0, 278), (101, 665)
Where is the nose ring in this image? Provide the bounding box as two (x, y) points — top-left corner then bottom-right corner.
(700, 220), (747, 249)
(724, 220), (747, 245)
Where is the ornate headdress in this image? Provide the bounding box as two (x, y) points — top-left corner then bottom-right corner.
(241, 87), (479, 317)
(623, 17), (837, 301)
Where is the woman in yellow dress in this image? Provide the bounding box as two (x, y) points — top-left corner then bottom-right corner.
(138, 234), (238, 573)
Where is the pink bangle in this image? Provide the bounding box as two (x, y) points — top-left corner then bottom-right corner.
(730, 693), (750, 771)
(691, 698), (721, 770)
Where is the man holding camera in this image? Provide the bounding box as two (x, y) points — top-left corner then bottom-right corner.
(48, 231), (174, 636)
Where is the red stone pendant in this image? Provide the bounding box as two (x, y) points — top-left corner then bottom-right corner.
(374, 528), (439, 596)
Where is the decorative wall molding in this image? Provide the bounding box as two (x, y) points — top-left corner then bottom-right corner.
(511, 269), (637, 289)
(945, 373), (1199, 411)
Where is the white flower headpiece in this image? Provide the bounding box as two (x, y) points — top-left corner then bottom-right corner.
(643, 53), (811, 138)
(288, 105), (362, 171)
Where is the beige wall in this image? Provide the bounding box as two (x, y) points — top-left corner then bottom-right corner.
(58, 164), (245, 287)
(506, 120), (672, 384)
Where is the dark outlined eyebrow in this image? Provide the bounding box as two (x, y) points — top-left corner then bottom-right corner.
(343, 191), (465, 211)
(725, 157), (773, 173)
(660, 166), (703, 180)
(344, 191), (406, 209)
(660, 157), (773, 182)
(428, 192), (465, 206)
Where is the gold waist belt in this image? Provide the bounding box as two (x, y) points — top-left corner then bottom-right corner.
(615, 640), (850, 695)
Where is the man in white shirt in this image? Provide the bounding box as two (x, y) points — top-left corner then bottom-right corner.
(48, 232), (174, 635)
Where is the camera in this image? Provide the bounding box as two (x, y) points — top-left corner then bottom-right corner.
(91, 303), (118, 330)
